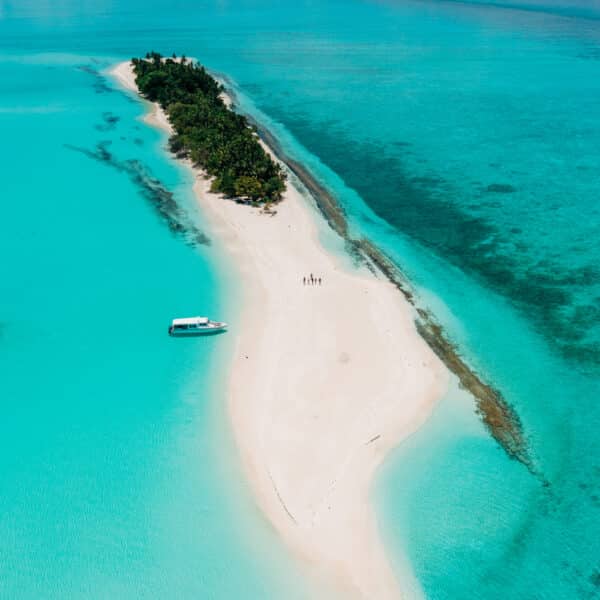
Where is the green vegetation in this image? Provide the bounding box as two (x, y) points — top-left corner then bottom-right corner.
(132, 52), (286, 203)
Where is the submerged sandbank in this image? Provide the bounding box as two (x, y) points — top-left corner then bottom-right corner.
(112, 59), (449, 598)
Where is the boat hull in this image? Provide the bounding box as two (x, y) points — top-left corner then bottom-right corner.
(168, 324), (227, 336)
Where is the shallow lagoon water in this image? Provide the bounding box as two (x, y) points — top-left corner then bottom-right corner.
(1, 1), (599, 598)
(0, 54), (309, 598)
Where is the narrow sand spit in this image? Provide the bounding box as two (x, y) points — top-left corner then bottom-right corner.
(112, 61), (449, 599)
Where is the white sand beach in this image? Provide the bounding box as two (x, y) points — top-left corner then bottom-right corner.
(112, 61), (449, 599)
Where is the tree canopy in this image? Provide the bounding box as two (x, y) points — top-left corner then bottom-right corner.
(132, 52), (286, 203)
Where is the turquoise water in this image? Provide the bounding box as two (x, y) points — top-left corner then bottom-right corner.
(0, 54), (308, 598)
(1, 1), (599, 598)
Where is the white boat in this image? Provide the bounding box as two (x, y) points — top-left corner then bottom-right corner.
(168, 316), (227, 336)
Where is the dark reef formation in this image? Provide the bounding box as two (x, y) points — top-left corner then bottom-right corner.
(246, 113), (536, 474)
(77, 65), (117, 96)
(257, 112), (600, 370)
(65, 141), (210, 248)
(95, 112), (121, 132)
(486, 183), (517, 193)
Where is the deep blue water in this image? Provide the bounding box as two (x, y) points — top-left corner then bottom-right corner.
(1, 1), (599, 598)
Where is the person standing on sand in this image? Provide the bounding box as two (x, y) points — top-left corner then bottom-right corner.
(303, 276), (306, 285)
(318, 277), (322, 285)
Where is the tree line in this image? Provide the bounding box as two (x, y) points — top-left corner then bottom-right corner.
(132, 52), (286, 203)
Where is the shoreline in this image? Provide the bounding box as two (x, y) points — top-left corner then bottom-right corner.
(244, 113), (532, 474)
(112, 60), (447, 598)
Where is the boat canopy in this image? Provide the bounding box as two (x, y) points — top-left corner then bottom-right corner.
(172, 316), (209, 326)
